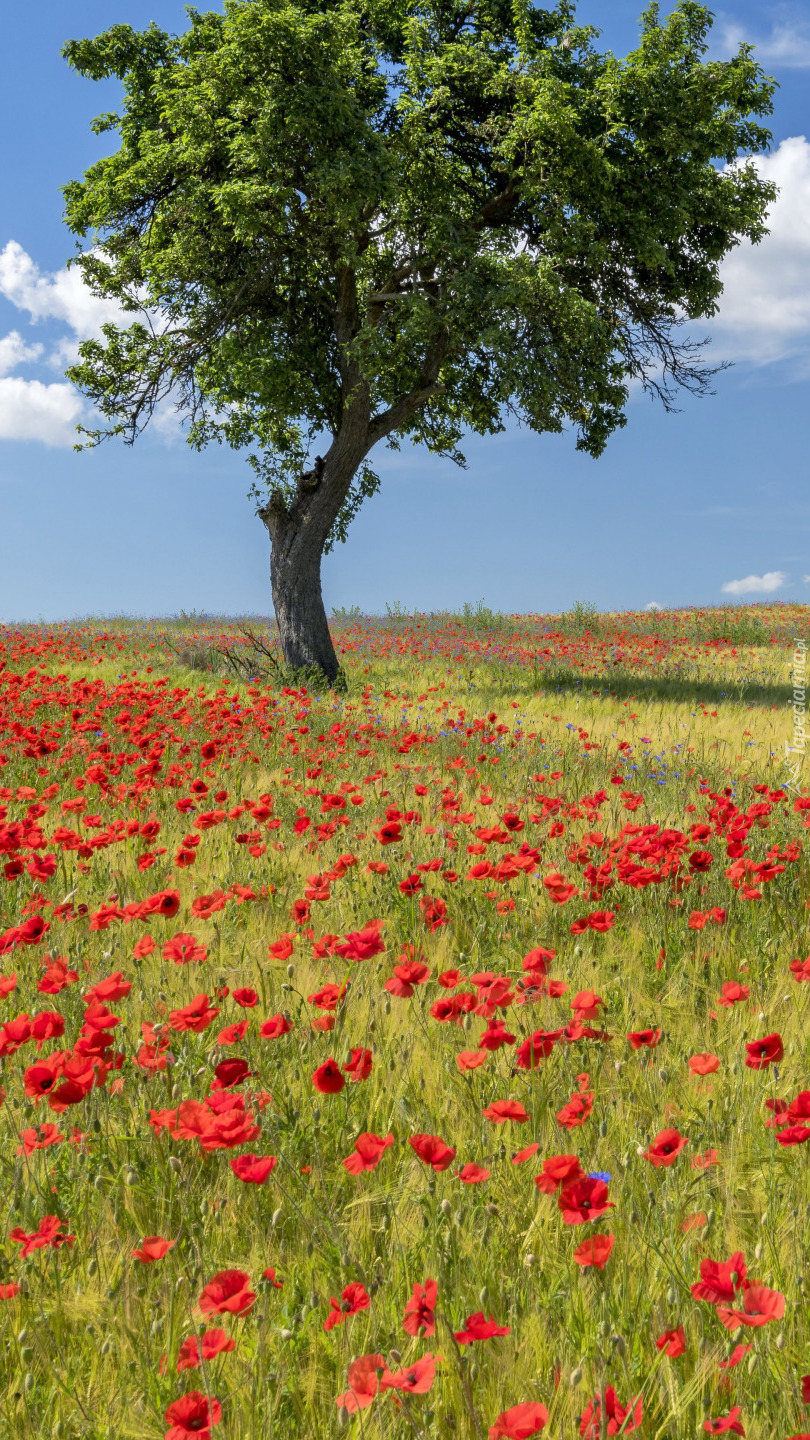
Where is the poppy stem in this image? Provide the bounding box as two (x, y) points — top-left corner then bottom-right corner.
(440, 1314), (484, 1439)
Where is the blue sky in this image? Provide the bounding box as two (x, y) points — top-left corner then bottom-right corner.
(1, 1), (810, 620)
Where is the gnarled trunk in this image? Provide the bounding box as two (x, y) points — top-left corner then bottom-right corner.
(260, 424), (369, 685)
(269, 510), (340, 682)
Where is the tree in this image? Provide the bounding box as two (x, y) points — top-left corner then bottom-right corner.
(63, 0), (775, 682)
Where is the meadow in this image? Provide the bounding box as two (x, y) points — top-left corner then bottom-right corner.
(1, 602), (809, 1439)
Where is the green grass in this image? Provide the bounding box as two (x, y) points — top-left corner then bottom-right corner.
(0, 610), (808, 1439)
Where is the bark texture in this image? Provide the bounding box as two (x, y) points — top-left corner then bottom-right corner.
(259, 267), (448, 684)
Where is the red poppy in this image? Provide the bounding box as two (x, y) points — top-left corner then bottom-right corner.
(558, 1176), (614, 1225)
(690, 1053), (720, 1075)
(335, 1352), (385, 1413)
(478, 1019), (516, 1050)
(232, 988), (258, 1008)
(9, 1214), (75, 1257)
(535, 1154), (585, 1194)
(164, 1391), (222, 1440)
(176, 1328), (235, 1371)
(627, 1028), (661, 1049)
(385, 956), (431, 997)
(0, 1283), (21, 1299)
(457, 1050), (488, 1071)
(229, 1154), (277, 1184)
(718, 981), (749, 1007)
(691, 1252), (747, 1304)
(458, 1161), (491, 1183)
(512, 1142), (540, 1165)
(260, 1012), (293, 1040)
(579, 1387), (642, 1436)
(515, 1031), (563, 1067)
(263, 1266), (283, 1287)
(644, 1128), (689, 1167)
(719, 1344), (752, 1369)
(744, 1033), (783, 1069)
(324, 1281), (370, 1331)
(343, 1131), (394, 1173)
(312, 1059), (345, 1094)
(573, 1234), (615, 1270)
(343, 1047), (372, 1081)
(332, 922), (385, 961)
(717, 1283), (785, 1329)
(454, 1311), (511, 1344)
(380, 1353), (439, 1393)
(702, 1408), (745, 1435)
(403, 1278), (437, 1337)
(168, 994), (220, 1034)
(489, 1401), (549, 1438)
(213, 1057), (251, 1088)
(163, 933), (207, 965)
(482, 1099), (529, 1124)
(409, 1133), (456, 1171)
(556, 1093), (594, 1130)
(655, 1325), (686, 1356)
(199, 1269), (256, 1316)
(17, 1122), (64, 1155)
(133, 1235), (175, 1263)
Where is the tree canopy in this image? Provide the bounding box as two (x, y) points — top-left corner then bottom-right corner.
(62, 0), (776, 675)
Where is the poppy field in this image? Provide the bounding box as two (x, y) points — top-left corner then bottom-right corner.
(1, 605), (810, 1439)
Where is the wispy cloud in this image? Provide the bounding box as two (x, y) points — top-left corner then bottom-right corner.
(713, 137), (810, 367)
(716, 7), (810, 67)
(0, 241), (123, 340)
(721, 571), (788, 595)
(0, 376), (85, 447)
(0, 330), (42, 378)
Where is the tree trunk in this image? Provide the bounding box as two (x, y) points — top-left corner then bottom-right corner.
(269, 513), (341, 683)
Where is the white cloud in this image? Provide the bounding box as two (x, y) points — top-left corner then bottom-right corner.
(713, 137), (810, 364)
(716, 8), (810, 68)
(0, 330), (42, 377)
(0, 240), (124, 339)
(721, 570), (788, 595)
(803, 574), (810, 583)
(645, 601), (662, 611)
(0, 377), (85, 447)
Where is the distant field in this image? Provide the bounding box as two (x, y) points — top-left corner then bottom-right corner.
(0, 605), (808, 1438)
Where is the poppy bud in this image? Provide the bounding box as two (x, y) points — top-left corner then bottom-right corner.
(337, 1405), (349, 1428)
(20, 1346), (33, 1362)
(657, 1067), (669, 1082)
(389, 1350), (402, 1365)
(760, 1210), (768, 1225)
(100, 1337), (112, 1356)
(484, 1203), (499, 1216)
(776, 1331), (785, 1349)
(17, 1329), (28, 1345)
(479, 1285), (489, 1304)
(598, 1120), (608, 1137)
(287, 964), (295, 978)
(598, 1320), (610, 1339)
(168, 1157), (182, 1174)
(706, 1208), (715, 1228)
(612, 1334), (627, 1357)
(280, 1328), (293, 1341)
(754, 1241), (763, 1260)
(614, 1061), (623, 1073)
(667, 1287), (677, 1306)
(88, 1258), (98, 1276)
(272, 1207), (283, 1226)
(747, 1352), (757, 1374)
(440, 1199), (452, 1217)
(524, 1254), (535, 1269)
(570, 1367), (583, 1387)
(24, 1373), (34, 1394)
(125, 1169), (138, 1186)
